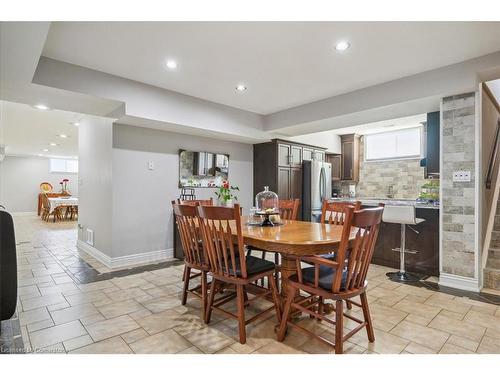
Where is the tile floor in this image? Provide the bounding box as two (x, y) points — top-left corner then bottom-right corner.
(4, 214), (500, 354)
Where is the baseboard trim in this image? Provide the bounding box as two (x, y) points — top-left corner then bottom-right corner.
(77, 240), (173, 270)
(439, 272), (480, 292)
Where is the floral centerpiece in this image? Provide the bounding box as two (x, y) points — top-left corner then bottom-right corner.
(215, 180), (239, 206)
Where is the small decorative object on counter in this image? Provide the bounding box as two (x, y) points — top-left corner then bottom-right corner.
(255, 186), (279, 226)
(179, 187), (196, 201)
(418, 179), (439, 206)
(215, 180), (239, 207)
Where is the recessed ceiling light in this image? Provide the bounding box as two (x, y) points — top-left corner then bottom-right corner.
(166, 60), (178, 70)
(49, 142), (57, 146)
(236, 84), (247, 92)
(70, 121), (80, 127)
(58, 134), (68, 138)
(42, 149), (49, 152)
(334, 41), (350, 51)
(34, 104), (49, 110)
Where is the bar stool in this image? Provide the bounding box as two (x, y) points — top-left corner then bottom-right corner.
(382, 205), (425, 282)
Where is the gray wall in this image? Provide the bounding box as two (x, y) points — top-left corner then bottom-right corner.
(441, 93), (477, 279)
(78, 116), (114, 257)
(112, 124), (253, 257)
(0, 155), (78, 212)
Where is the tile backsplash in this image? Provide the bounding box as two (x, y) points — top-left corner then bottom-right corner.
(335, 136), (429, 199)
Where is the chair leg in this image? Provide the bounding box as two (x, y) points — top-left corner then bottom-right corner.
(181, 266), (191, 305)
(346, 300), (353, 310)
(277, 286), (295, 342)
(201, 271), (208, 320)
(268, 274), (282, 322)
(317, 296), (324, 321)
(205, 278), (217, 324)
(360, 292), (375, 342)
(236, 284), (247, 344)
(335, 299), (344, 354)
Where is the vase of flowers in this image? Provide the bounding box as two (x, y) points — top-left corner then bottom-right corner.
(215, 180), (239, 207)
(60, 179), (70, 194)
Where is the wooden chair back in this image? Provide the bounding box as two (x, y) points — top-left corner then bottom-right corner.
(320, 200), (361, 225)
(176, 198), (213, 206)
(278, 199), (300, 220)
(298, 206), (383, 293)
(41, 194), (50, 210)
(171, 201), (206, 268)
(196, 204), (247, 279)
(335, 206), (383, 292)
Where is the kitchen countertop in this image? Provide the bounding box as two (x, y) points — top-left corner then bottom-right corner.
(329, 197), (440, 209)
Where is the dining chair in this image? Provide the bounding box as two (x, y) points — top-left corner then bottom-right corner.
(247, 198), (300, 289)
(40, 194), (63, 222)
(176, 198), (214, 206)
(277, 205), (384, 354)
(172, 201), (211, 321)
(321, 199), (362, 225)
(197, 204), (282, 344)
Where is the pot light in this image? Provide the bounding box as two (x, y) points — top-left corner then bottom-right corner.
(236, 84), (247, 92)
(166, 60), (178, 70)
(42, 149), (49, 152)
(49, 142), (57, 146)
(58, 134), (68, 138)
(335, 41), (350, 51)
(34, 104), (49, 110)
(70, 122), (80, 127)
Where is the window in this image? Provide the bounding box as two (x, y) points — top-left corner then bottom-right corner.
(364, 127), (423, 161)
(49, 158), (79, 173)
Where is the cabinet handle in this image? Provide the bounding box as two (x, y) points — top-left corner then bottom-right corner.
(350, 168), (353, 179)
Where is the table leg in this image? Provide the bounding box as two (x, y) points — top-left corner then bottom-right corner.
(279, 254), (299, 299)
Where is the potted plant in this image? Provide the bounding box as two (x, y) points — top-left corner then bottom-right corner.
(215, 180), (239, 207)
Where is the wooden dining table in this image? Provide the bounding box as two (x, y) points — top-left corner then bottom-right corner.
(237, 217), (359, 298)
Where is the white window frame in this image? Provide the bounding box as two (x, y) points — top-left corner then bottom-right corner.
(49, 158), (79, 174)
(364, 126), (424, 162)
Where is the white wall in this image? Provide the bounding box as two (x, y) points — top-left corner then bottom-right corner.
(0, 155), (78, 213)
(289, 130), (341, 153)
(78, 115), (114, 257)
(112, 123), (253, 258)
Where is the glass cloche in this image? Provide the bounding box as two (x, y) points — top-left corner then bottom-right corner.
(255, 186), (279, 226)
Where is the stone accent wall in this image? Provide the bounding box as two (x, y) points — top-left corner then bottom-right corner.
(441, 92), (477, 278)
(337, 136), (427, 199)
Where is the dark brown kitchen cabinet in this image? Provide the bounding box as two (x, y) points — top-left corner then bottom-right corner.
(326, 153), (341, 181)
(254, 139), (327, 219)
(340, 134), (360, 181)
(424, 111), (440, 178)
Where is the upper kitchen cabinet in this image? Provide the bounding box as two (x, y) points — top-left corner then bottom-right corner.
(326, 153), (341, 181)
(424, 111), (440, 178)
(340, 134), (360, 181)
(253, 139), (327, 206)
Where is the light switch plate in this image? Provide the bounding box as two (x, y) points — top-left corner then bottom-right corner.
(148, 161), (154, 170)
(453, 170), (471, 182)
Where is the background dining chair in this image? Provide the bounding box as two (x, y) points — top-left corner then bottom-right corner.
(172, 201), (211, 320)
(176, 198), (214, 206)
(321, 199), (362, 225)
(277, 205), (384, 354)
(197, 204), (281, 344)
(41, 194), (63, 222)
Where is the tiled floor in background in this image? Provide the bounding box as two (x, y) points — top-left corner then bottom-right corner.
(4, 214), (500, 354)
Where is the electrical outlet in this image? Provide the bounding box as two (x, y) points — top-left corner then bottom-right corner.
(86, 229), (94, 246)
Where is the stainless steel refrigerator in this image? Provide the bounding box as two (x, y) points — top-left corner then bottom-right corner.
(302, 159), (332, 222)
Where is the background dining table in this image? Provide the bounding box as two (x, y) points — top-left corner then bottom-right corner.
(48, 196), (79, 213)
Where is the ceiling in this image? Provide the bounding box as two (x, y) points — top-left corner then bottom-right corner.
(329, 113), (427, 135)
(42, 22), (500, 115)
(0, 101), (79, 158)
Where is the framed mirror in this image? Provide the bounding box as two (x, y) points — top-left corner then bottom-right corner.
(179, 150), (229, 187)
